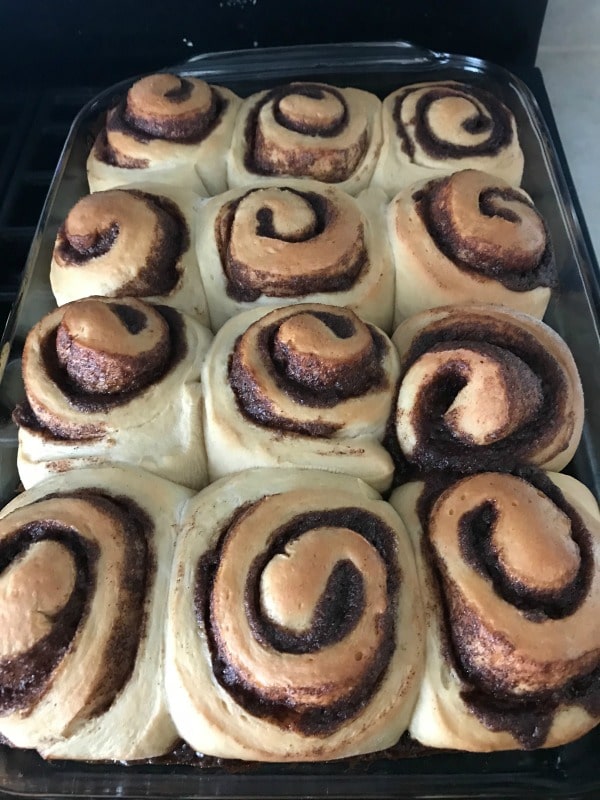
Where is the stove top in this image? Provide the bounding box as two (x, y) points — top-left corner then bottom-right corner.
(0, 87), (98, 319)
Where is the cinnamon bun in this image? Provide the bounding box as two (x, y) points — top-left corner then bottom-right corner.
(14, 297), (212, 489)
(196, 179), (393, 331)
(165, 468), (424, 761)
(372, 81), (524, 196)
(0, 465), (192, 760)
(392, 304), (584, 474)
(392, 469), (600, 751)
(203, 304), (400, 491)
(227, 82), (382, 195)
(50, 184), (209, 324)
(87, 74), (240, 194)
(389, 170), (555, 324)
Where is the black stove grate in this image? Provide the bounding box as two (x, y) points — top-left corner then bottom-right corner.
(0, 88), (98, 324)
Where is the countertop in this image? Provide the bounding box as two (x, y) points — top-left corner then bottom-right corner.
(537, 0), (600, 258)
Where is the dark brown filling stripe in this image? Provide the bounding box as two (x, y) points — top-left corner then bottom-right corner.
(398, 318), (568, 473)
(0, 524), (96, 714)
(97, 83), (226, 160)
(393, 84), (514, 161)
(195, 504), (399, 736)
(55, 191), (188, 297)
(413, 182), (556, 292)
(14, 306), (186, 441)
(0, 490), (152, 719)
(417, 468), (600, 748)
(243, 83), (365, 181)
(229, 312), (387, 436)
(216, 188), (367, 302)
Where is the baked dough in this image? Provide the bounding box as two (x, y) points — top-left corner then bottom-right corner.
(195, 179), (394, 331)
(50, 183), (210, 324)
(392, 304), (584, 473)
(391, 470), (600, 751)
(166, 468), (424, 761)
(372, 80), (524, 196)
(388, 170), (555, 325)
(15, 297), (212, 490)
(202, 304), (400, 491)
(87, 73), (240, 195)
(0, 464), (192, 760)
(227, 82), (382, 195)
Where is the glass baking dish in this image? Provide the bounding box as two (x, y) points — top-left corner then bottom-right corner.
(1, 40), (599, 799)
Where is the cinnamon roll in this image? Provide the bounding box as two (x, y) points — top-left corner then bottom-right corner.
(0, 464), (192, 760)
(372, 81), (524, 196)
(391, 469), (600, 751)
(227, 82), (382, 195)
(87, 73), (240, 194)
(203, 304), (400, 491)
(196, 179), (394, 331)
(50, 184), (210, 324)
(14, 297), (212, 489)
(389, 170), (556, 324)
(165, 468), (424, 761)
(392, 304), (584, 474)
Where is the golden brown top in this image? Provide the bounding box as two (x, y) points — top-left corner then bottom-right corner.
(55, 298), (170, 395)
(392, 82), (516, 163)
(244, 83), (371, 183)
(427, 472), (600, 695)
(393, 304), (584, 473)
(53, 189), (186, 298)
(0, 540), (76, 658)
(217, 186), (366, 301)
(228, 304), (396, 438)
(126, 75), (214, 137)
(400, 170), (555, 292)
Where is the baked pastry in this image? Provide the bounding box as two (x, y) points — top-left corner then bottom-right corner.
(391, 468), (600, 751)
(372, 81), (524, 196)
(389, 169), (556, 324)
(227, 82), (382, 195)
(87, 73), (240, 195)
(0, 464), (192, 760)
(392, 304), (584, 474)
(50, 184), (210, 324)
(14, 297), (212, 489)
(195, 179), (394, 331)
(165, 468), (424, 761)
(203, 304), (400, 491)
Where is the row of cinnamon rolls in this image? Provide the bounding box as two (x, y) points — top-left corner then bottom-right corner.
(87, 75), (524, 197)
(51, 170), (556, 334)
(1, 462), (599, 761)
(14, 298), (584, 493)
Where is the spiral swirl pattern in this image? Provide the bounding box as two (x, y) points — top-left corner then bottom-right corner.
(15, 297), (212, 490)
(197, 180), (394, 331)
(203, 304), (399, 490)
(0, 466), (191, 759)
(50, 186), (209, 322)
(392, 305), (584, 474)
(218, 186), (365, 300)
(0, 489), (147, 746)
(389, 170), (555, 322)
(228, 82), (382, 194)
(88, 74), (240, 194)
(372, 81), (524, 196)
(391, 469), (600, 750)
(116, 74), (225, 143)
(19, 298), (179, 438)
(166, 469), (423, 761)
